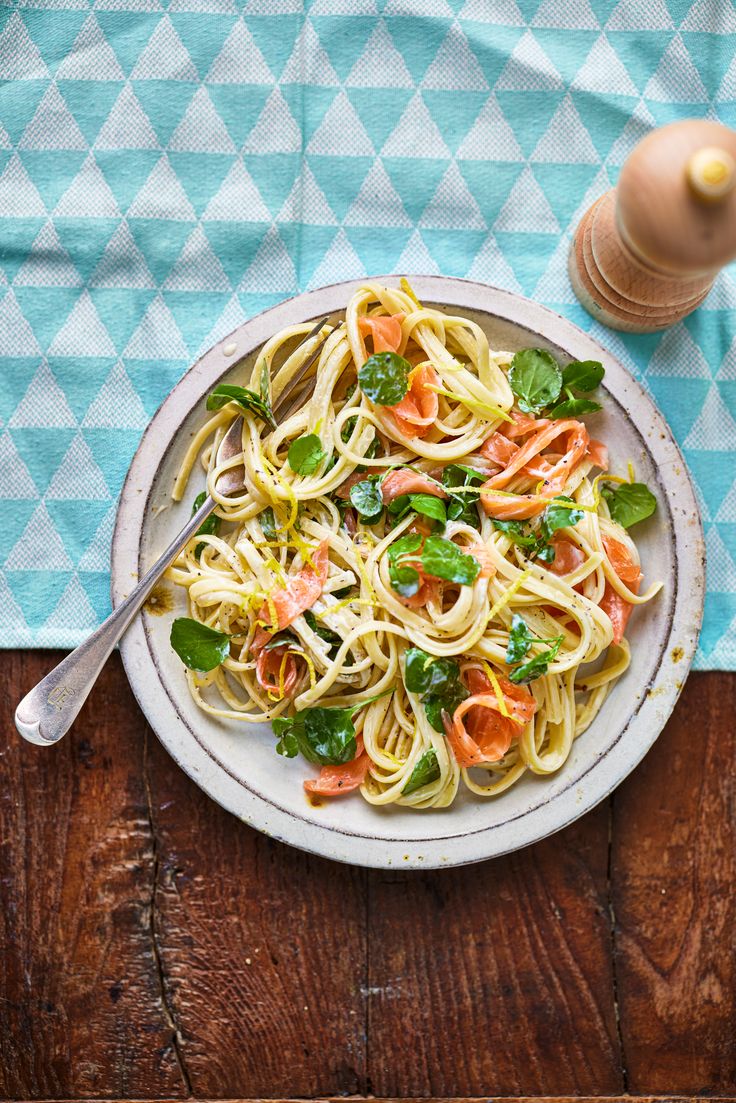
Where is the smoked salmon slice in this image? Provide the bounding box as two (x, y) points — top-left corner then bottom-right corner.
(444, 667), (536, 767)
(252, 540), (329, 652)
(304, 736), (370, 795)
(388, 364), (439, 439)
(359, 312), (404, 354)
(599, 535), (642, 644)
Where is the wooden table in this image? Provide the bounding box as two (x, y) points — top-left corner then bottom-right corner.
(1, 653), (734, 1101)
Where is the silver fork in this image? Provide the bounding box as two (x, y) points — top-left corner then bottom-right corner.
(15, 317), (333, 746)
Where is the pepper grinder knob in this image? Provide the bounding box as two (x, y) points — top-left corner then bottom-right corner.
(569, 119), (736, 333)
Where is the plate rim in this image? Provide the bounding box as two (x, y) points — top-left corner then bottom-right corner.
(111, 275), (705, 869)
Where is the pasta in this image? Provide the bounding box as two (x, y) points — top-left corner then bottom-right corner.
(167, 280), (662, 808)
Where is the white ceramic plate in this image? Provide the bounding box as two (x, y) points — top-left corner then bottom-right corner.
(111, 277), (704, 869)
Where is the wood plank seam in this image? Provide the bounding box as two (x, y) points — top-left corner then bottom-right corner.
(143, 728), (193, 1098)
(606, 794), (628, 1092)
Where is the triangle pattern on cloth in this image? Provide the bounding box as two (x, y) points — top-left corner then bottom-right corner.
(0, 154), (47, 217)
(129, 16), (199, 81)
(706, 526), (736, 592)
(647, 324), (711, 379)
(78, 503), (117, 571)
(0, 290), (43, 355)
(45, 290), (116, 356)
(684, 384), (736, 451)
(396, 230), (442, 276)
(381, 92), (451, 159)
(344, 158), (412, 228)
(162, 224), (231, 290)
(0, 13), (51, 80)
(82, 360), (149, 428)
(281, 20), (341, 87)
(456, 94), (525, 161)
(202, 158), (272, 222)
(305, 91), (374, 156)
(94, 83), (160, 149)
(237, 225), (297, 293)
(19, 83), (88, 151)
(277, 163), (338, 225)
(605, 0), (674, 29)
(168, 86), (237, 153)
(52, 152), (122, 216)
(123, 293), (189, 358)
(5, 502), (74, 570)
(496, 30), (564, 91)
(530, 93), (599, 163)
(89, 220), (157, 288)
(41, 574), (100, 635)
(533, 232), (577, 302)
(466, 232), (522, 292)
(56, 13), (126, 80)
(205, 19), (274, 84)
(493, 165), (560, 233)
(344, 20), (413, 88)
(13, 221), (83, 287)
(0, 431), (39, 498)
(195, 292), (247, 357)
(422, 22), (489, 90)
(306, 228), (366, 291)
(643, 33), (709, 103)
(243, 88), (303, 153)
(532, 0), (599, 28)
(572, 34), (639, 95)
(681, 0), (736, 32)
(127, 154), (197, 220)
(418, 160), (486, 230)
(46, 432), (110, 499)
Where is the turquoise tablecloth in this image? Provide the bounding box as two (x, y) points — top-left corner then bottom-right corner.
(1, 1), (735, 667)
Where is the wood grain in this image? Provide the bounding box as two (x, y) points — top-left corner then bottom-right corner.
(0, 652), (184, 1100)
(611, 672), (736, 1093)
(365, 806), (621, 1097)
(1, 654), (734, 1101)
(143, 725), (368, 1098)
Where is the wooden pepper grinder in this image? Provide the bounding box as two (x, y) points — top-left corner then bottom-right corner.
(569, 119), (736, 333)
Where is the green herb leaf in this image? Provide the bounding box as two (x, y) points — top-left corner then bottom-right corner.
(262, 630), (300, 652)
(349, 477), (384, 522)
(508, 636), (563, 684)
(170, 617), (230, 672)
(191, 491), (220, 558)
(547, 397), (602, 420)
(273, 723), (299, 758)
(274, 692), (390, 766)
(442, 464), (485, 527)
(260, 506), (277, 541)
(421, 535), (481, 586)
(540, 496), (584, 540)
(601, 481), (657, 528)
(206, 383), (276, 430)
(288, 433), (326, 476)
(409, 493), (447, 524)
(405, 648), (460, 695)
(403, 748), (441, 795)
(505, 614), (535, 664)
(358, 351), (411, 406)
(424, 681), (469, 733)
(259, 359), (271, 405)
(561, 360), (604, 392)
(509, 348), (562, 414)
(387, 532), (423, 597)
(303, 609), (342, 655)
(388, 532), (423, 564)
(404, 647), (470, 733)
(341, 416), (380, 459)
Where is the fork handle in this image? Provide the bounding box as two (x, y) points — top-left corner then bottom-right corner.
(15, 496), (216, 746)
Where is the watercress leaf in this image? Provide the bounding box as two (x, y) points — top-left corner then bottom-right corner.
(288, 433), (325, 476)
(388, 532), (423, 565)
(506, 614), (535, 664)
(601, 482), (657, 528)
(259, 359), (271, 404)
(441, 463), (486, 489)
(409, 493), (446, 524)
(349, 477), (384, 520)
(389, 562), (420, 598)
(561, 360), (604, 392)
(341, 416), (380, 459)
(358, 351), (411, 406)
(423, 680), (469, 733)
(303, 609), (342, 648)
(387, 494), (413, 520)
(447, 497), (481, 528)
(492, 518), (527, 536)
(191, 491), (220, 558)
(260, 506), (277, 541)
(421, 535), (481, 586)
(170, 617), (230, 672)
(541, 496), (584, 539)
(509, 636), (562, 684)
(564, 359), (604, 394)
(404, 648), (460, 695)
(509, 348), (562, 414)
(402, 748), (441, 795)
(302, 706), (357, 765)
(275, 727), (299, 758)
(547, 398), (602, 420)
(206, 383), (276, 429)
(535, 543), (556, 564)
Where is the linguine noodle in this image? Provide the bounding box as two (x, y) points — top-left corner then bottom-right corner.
(167, 280), (661, 809)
